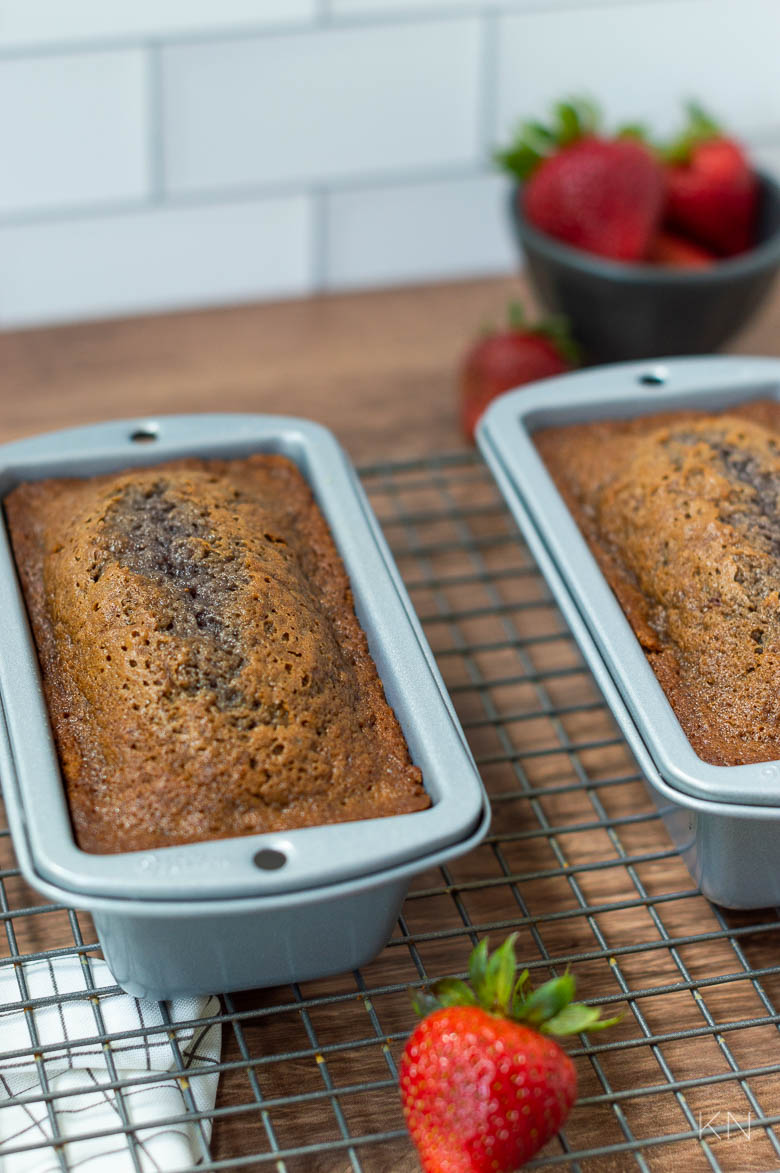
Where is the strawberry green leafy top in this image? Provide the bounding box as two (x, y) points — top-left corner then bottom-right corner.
(413, 934), (620, 1036)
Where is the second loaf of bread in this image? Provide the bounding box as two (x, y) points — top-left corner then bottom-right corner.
(536, 401), (780, 767)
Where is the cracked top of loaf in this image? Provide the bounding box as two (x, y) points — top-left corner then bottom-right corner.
(4, 454), (427, 853)
(536, 400), (780, 767)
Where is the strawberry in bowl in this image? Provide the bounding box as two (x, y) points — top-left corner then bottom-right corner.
(497, 100), (665, 263)
(497, 99), (780, 362)
(662, 102), (759, 258)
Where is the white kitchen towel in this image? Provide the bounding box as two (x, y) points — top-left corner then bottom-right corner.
(0, 956), (221, 1173)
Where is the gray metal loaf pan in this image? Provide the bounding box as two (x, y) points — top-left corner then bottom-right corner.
(477, 356), (780, 909)
(0, 415), (489, 999)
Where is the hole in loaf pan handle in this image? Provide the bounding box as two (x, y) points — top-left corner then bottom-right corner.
(129, 423), (160, 443)
(638, 367), (669, 387)
(253, 849), (287, 871)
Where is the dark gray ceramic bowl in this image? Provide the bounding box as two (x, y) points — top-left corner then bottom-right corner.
(510, 171), (780, 362)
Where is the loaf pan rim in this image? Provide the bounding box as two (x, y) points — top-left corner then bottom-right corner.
(0, 413), (487, 901)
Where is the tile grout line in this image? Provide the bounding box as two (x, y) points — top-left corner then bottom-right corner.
(145, 42), (166, 204)
(310, 187), (329, 293)
(477, 8), (499, 161)
(0, 162), (493, 232)
(0, 0), (705, 62)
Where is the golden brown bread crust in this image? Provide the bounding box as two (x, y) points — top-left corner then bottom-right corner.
(536, 400), (780, 767)
(4, 455), (427, 853)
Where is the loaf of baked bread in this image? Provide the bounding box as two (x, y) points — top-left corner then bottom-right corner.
(536, 400), (780, 766)
(4, 455), (428, 853)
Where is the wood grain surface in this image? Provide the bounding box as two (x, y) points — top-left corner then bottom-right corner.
(3, 274), (780, 1173)
(0, 275), (516, 462)
(1, 273), (779, 462)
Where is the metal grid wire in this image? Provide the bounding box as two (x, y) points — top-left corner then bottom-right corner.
(3, 450), (780, 1172)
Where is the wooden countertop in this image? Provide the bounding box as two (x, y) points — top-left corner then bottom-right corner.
(0, 275), (513, 458)
(3, 274), (780, 1173)
(0, 271), (771, 460)
(4, 274), (778, 457)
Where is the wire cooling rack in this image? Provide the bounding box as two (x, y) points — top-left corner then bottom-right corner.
(3, 450), (780, 1173)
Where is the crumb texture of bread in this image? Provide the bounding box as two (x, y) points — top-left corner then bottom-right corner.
(536, 400), (780, 767)
(4, 455), (428, 853)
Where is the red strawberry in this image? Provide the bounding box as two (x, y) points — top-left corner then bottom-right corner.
(497, 101), (664, 261)
(524, 137), (664, 260)
(663, 103), (758, 256)
(647, 229), (716, 269)
(400, 935), (617, 1173)
(460, 303), (576, 441)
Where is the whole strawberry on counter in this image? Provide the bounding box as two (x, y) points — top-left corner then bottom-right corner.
(662, 102), (759, 257)
(400, 935), (617, 1172)
(497, 99), (665, 261)
(460, 303), (577, 441)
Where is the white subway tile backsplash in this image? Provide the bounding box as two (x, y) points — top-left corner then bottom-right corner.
(0, 0), (779, 329)
(495, 0), (780, 146)
(161, 19), (482, 195)
(0, 1), (315, 48)
(325, 173), (515, 288)
(0, 196), (312, 327)
(0, 50), (148, 217)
